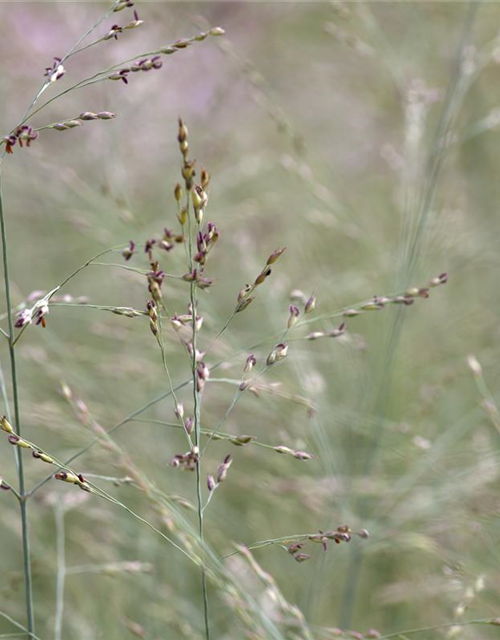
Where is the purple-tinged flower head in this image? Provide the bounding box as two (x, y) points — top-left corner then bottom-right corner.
(207, 474), (216, 491)
(305, 293), (316, 314)
(44, 57), (65, 82)
(17, 126), (39, 148)
(170, 446), (198, 471)
(328, 322), (346, 338)
(216, 454), (232, 483)
(124, 10), (143, 30)
(109, 68), (130, 84)
(266, 247), (286, 265)
(0, 478), (11, 491)
(192, 186), (208, 224)
(273, 445), (314, 461)
(32, 450), (54, 464)
(267, 342), (288, 365)
(79, 111), (99, 121)
(244, 354), (257, 373)
(287, 543), (304, 555)
(294, 553), (311, 563)
(196, 275), (215, 290)
(131, 57), (162, 72)
(147, 267), (165, 305)
(144, 238), (156, 258)
(430, 272), (448, 287)
(197, 231), (206, 254)
(206, 222), (219, 243)
(54, 471), (91, 492)
(187, 342), (205, 363)
(113, 0), (134, 12)
(196, 361), (210, 392)
(97, 111), (117, 120)
(185, 417), (194, 435)
(293, 450), (314, 460)
(174, 403), (184, 420)
(237, 284), (252, 303)
(178, 118), (188, 143)
(122, 240), (135, 261)
(8, 434), (31, 448)
(170, 314), (182, 332)
(15, 309), (33, 328)
(146, 299), (158, 336)
(288, 304), (300, 329)
(159, 240), (173, 252)
(3, 135), (17, 154)
(3, 125), (39, 155)
(104, 24), (123, 41)
(35, 302), (49, 327)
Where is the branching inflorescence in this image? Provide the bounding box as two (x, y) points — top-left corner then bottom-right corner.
(0, 2), (452, 639)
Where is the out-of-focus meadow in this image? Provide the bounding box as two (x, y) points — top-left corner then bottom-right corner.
(1, 1), (500, 638)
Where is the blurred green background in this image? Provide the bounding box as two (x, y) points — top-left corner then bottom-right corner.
(1, 1), (500, 638)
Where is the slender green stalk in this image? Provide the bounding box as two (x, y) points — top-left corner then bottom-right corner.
(377, 618), (497, 639)
(0, 612), (44, 640)
(53, 506), (66, 640)
(187, 203), (210, 640)
(0, 168), (35, 637)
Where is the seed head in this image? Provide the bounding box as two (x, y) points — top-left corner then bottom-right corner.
(305, 293), (316, 314)
(122, 240), (135, 261)
(113, 0), (134, 12)
(174, 183), (183, 202)
(254, 266), (272, 286)
(178, 206), (188, 226)
(288, 304), (300, 328)
(244, 354), (257, 373)
(45, 58), (65, 82)
(0, 416), (14, 434)
(124, 10), (143, 29)
(429, 272), (448, 287)
(175, 403), (184, 420)
(266, 247), (286, 265)
(201, 169), (211, 189)
(217, 454), (232, 483)
(294, 553), (310, 563)
(207, 474), (216, 491)
(178, 118), (188, 143)
(32, 450), (54, 464)
(8, 434), (31, 449)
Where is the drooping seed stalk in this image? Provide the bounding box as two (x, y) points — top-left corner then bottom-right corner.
(0, 167), (35, 637)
